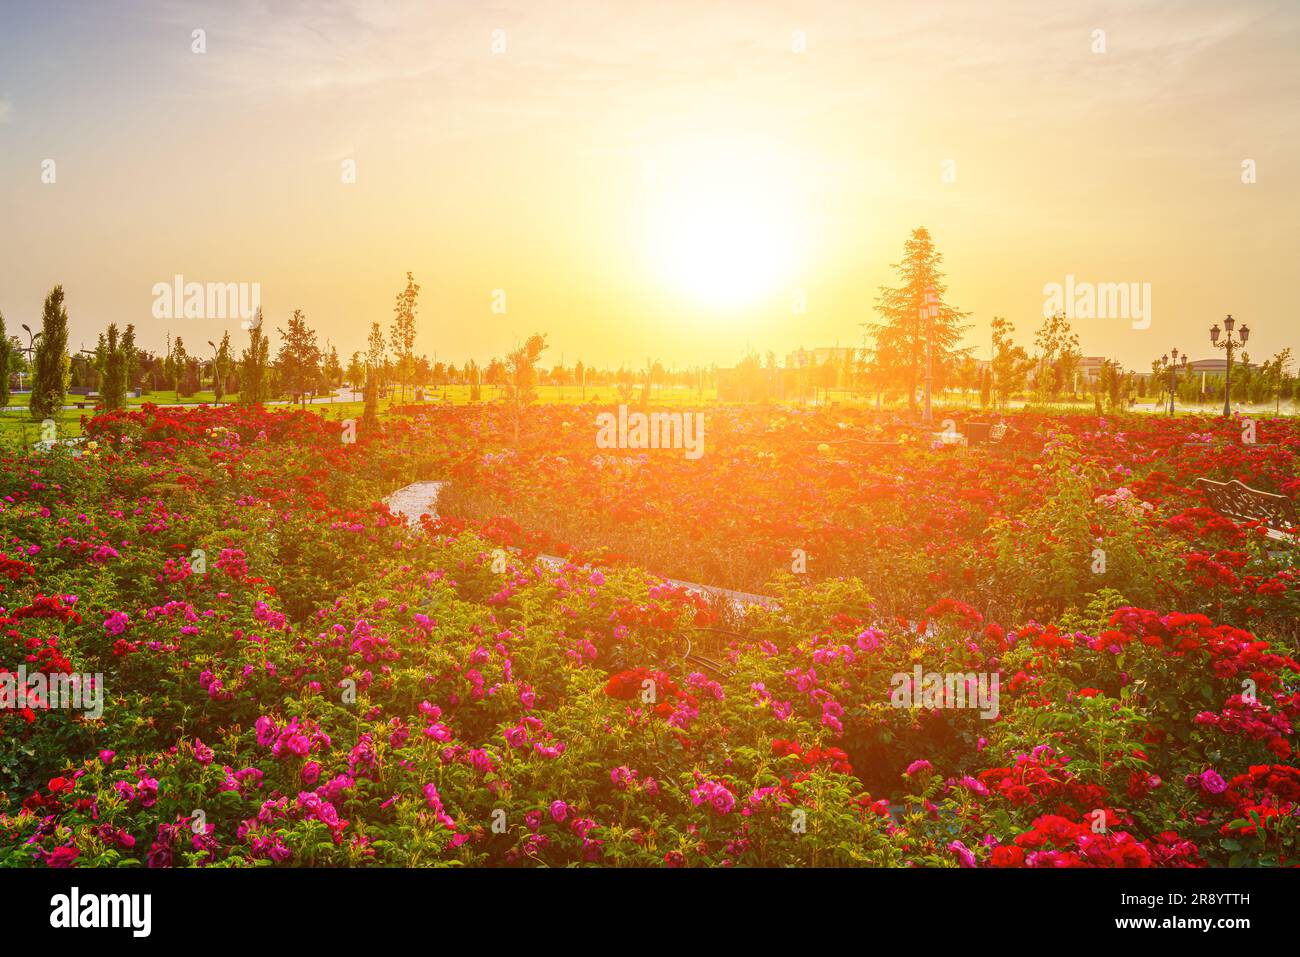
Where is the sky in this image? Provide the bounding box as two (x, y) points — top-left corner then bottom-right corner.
(1, 0), (1297, 370)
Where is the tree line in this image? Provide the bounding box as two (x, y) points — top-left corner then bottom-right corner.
(1, 274), (717, 420)
(727, 226), (1295, 413)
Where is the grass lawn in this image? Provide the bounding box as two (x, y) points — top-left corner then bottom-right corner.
(0, 407), (87, 449)
(125, 389), (230, 405)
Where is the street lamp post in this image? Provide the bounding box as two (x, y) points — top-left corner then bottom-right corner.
(1209, 314), (1250, 418)
(1158, 348), (1189, 417)
(20, 324), (42, 369)
(920, 286), (939, 426)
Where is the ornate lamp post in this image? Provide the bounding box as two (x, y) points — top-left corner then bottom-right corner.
(1157, 348), (1189, 417)
(1209, 314), (1249, 418)
(19, 323), (42, 391)
(920, 286), (939, 425)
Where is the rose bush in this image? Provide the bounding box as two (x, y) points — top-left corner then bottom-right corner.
(0, 402), (1294, 867)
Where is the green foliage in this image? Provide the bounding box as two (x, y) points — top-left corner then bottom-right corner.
(99, 324), (129, 411)
(30, 285), (71, 420)
(987, 438), (1181, 615)
(276, 309), (321, 406)
(239, 312), (271, 406)
(867, 227), (974, 414)
(0, 310), (11, 409)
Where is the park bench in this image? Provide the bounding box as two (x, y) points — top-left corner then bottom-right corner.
(965, 421), (1008, 448)
(1195, 478), (1298, 557)
(68, 386), (99, 409)
(679, 628), (736, 677)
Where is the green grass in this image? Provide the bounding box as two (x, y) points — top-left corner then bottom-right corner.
(125, 389), (229, 405)
(402, 384), (719, 406)
(0, 407), (86, 449)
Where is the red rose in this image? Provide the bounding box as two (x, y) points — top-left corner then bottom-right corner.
(990, 845), (1025, 868)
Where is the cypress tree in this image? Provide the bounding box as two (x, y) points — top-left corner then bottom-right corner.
(362, 365), (379, 428)
(0, 310), (11, 409)
(239, 310), (271, 406)
(121, 324), (138, 396)
(30, 285), (70, 421)
(101, 324), (128, 411)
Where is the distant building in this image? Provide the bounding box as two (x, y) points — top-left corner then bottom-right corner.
(716, 365), (797, 402)
(1132, 357), (1250, 386)
(1186, 357), (1250, 374)
(785, 346), (858, 370)
(1078, 356), (1108, 384)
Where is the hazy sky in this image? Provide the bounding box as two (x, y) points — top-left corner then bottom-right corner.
(1, 0), (1297, 369)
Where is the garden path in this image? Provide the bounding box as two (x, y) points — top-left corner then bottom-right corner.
(382, 480), (777, 611)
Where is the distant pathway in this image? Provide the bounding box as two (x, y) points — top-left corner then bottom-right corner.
(382, 480), (777, 611)
(2, 388), (366, 414)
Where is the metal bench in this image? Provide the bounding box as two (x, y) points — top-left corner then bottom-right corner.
(679, 628), (737, 677)
(1195, 477), (1298, 545)
(966, 421), (1008, 448)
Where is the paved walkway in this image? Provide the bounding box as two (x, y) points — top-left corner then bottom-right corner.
(382, 480), (778, 611)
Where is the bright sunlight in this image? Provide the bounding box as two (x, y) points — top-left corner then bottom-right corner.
(640, 135), (808, 310)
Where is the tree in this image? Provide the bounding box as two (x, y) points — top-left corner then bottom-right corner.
(1098, 359), (1126, 413)
(362, 366), (379, 429)
(213, 332), (233, 403)
(1149, 358), (1169, 406)
(1233, 352), (1253, 403)
(173, 337), (198, 397)
(162, 332), (180, 392)
(0, 310), (10, 409)
(861, 338), (901, 409)
(389, 272), (419, 404)
(814, 359), (838, 405)
(94, 332), (108, 391)
(1260, 349), (1291, 413)
(1033, 312), (1081, 401)
(121, 324), (138, 394)
(346, 352), (365, 394)
(503, 333), (548, 448)
(323, 346), (343, 397)
(867, 227), (973, 415)
(955, 355), (980, 406)
(6, 334), (28, 395)
(468, 360), (482, 402)
(239, 310), (271, 406)
(276, 310), (321, 407)
(367, 321), (387, 398)
(180, 356), (202, 397)
(30, 285), (70, 421)
(990, 316), (1033, 410)
(100, 323), (128, 411)
(484, 358), (505, 398)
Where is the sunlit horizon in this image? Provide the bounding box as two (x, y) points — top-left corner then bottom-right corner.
(2, 0), (1298, 369)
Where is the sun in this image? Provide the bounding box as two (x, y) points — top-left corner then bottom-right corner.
(640, 139), (807, 310)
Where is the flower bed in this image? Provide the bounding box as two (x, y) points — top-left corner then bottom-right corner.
(0, 403), (1295, 867)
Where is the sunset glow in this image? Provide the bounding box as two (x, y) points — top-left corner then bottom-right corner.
(643, 146), (807, 310)
(1, 0), (1297, 925)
